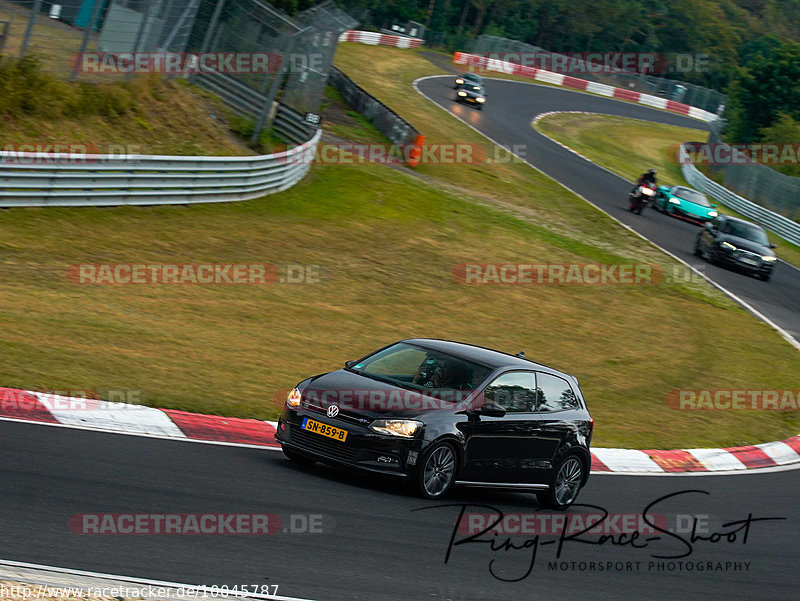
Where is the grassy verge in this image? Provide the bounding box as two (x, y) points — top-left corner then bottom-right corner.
(536, 112), (800, 268)
(1, 44), (799, 448)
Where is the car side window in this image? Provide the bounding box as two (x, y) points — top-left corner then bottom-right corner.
(482, 372), (537, 413)
(535, 373), (580, 412)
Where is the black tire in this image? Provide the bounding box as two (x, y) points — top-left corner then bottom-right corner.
(537, 454), (585, 510)
(760, 272), (771, 282)
(694, 238), (703, 257)
(415, 441), (458, 499)
(282, 446), (315, 467)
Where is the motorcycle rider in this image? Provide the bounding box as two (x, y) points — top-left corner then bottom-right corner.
(634, 168), (657, 191)
(630, 168), (657, 207)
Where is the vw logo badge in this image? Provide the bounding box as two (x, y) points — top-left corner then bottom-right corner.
(326, 405), (340, 418)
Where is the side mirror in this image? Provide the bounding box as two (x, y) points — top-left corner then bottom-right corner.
(770, 243), (777, 249)
(479, 402), (506, 418)
(711, 204), (717, 208)
(705, 222), (715, 231)
(344, 360), (357, 369)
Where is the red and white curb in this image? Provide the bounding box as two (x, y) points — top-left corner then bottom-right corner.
(453, 52), (718, 122)
(2, 387), (798, 473)
(339, 30), (423, 49)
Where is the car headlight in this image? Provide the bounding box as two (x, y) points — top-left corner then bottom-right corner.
(721, 241), (736, 250)
(369, 419), (422, 438)
(457, 91), (467, 97)
(708, 211), (718, 217)
(668, 197), (680, 204)
(476, 97), (485, 103)
(763, 256), (777, 262)
(640, 187), (655, 196)
(286, 387), (302, 408)
(456, 78), (464, 84)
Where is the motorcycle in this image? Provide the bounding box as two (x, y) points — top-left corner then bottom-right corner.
(628, 181), (657, 214)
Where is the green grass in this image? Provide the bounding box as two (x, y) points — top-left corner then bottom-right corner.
(1, 44), (800, 449)
(535, 112), (800, 269)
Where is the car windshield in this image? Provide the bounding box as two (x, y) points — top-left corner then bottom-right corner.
(349, 342), (492, 396)
(464, 73), (483, 84)
(673, 187), (710, 206)
(467, 85), (482, 92)
(726, 221), (769, 245)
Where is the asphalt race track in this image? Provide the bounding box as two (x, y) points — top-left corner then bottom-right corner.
(3, 77), (800, 601)
(2, 420), (799, 601)
(417, 76), (800, 344)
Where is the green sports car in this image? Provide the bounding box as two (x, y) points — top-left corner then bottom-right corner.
(654, 185), (718, 224)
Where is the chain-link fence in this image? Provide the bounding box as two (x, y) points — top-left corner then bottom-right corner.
(280, 1), (356, 115)
(472, 35), (726, 115)
(706, 123), (800, 221)
(1, 0), (200, 79)
(4, 0), (356, 140)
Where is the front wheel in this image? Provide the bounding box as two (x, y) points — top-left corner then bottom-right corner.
(537, 454), (585, 510)
(416, 441), (458, 499)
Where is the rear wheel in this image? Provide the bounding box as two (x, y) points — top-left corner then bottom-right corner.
(416, 441), (458, 499)
(537, 454), (585, 510)
(282, 446), (315, 467)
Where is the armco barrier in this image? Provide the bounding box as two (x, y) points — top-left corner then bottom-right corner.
(0, 129), (321, 208)
(328, 66), (425, 164)
(681, 144), (800, 247)
(338, 30), (423, 48)
(453, 52), (717, 122)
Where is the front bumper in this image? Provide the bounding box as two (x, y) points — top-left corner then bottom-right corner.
(715, 248), (774, 276)
(276, 408), (422, 477)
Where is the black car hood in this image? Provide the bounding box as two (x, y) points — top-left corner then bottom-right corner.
(720, 234), (772, 256)
(300, 369), (465, 419)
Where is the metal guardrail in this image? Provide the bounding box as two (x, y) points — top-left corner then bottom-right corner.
(328, 66), (422, 147)
(0, 128), (321, 207)
(681, 144), (800, 247)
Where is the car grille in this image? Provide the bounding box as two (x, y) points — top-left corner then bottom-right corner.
(736, 249), (762, 265)
(289, 424), (359, 460)
(302, 402), (372, 426)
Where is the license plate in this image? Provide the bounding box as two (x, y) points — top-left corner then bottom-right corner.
(301, 418), (348, 442)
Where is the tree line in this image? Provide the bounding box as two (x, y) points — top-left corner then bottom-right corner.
(275, 0), (800, 152)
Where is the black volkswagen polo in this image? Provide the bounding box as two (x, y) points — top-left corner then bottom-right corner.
(276, 339), (593, 509)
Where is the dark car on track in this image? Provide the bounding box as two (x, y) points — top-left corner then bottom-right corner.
(276, 339), (593, 509)
(455, 83), (487, 109)
(454, 72), (484, 89)
(695, 215), (777, 281)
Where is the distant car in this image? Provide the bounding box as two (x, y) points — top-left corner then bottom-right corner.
(276, 339), (593, 509)
(455, 83), (487, 110)
(695, 215), (777, 281)
(454, 72), (484, 89)
(654, 185), (718, 224)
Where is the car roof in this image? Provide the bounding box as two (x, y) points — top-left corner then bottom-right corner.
(720, 214), (764, 228)
(401, 338), (571, 376)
